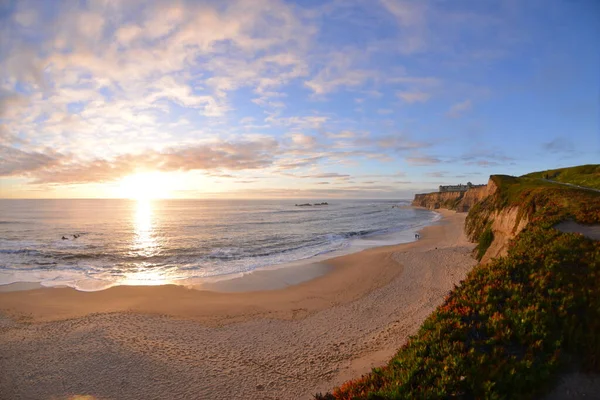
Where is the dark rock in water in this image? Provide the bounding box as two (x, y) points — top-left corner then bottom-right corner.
(295, 203), (312, 207)
(62, 236), (68, 240)
(314, 202), (329, 206)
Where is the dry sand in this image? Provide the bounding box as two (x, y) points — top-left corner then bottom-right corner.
(0, 209), (477, 399)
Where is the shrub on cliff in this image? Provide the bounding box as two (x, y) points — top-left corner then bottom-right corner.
(475, 226), (493, 261)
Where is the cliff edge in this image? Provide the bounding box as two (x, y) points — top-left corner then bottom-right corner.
(412, 184), (489, 212)
(464, 172), (600, 263)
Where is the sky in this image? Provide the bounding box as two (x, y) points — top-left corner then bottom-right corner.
(0, 0), (598, 199)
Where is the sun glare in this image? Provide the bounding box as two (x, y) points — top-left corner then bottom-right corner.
(119, 172), (170, 200)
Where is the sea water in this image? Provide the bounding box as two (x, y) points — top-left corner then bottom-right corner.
(0, 199), (439, 291)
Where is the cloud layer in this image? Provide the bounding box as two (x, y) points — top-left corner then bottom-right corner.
(1, 0), (597, 197)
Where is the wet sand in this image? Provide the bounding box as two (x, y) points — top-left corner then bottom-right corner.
(0, 209), (477, 399)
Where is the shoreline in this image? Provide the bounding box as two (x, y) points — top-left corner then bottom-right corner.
(0, 209), (477, 399)
(0, 210), (447, 324)
(0, 207), (440, 294)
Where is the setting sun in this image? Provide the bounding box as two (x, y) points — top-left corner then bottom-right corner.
(119, 172), (171, 200)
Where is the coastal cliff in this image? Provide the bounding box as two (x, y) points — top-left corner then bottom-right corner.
(468, 204), (529, 263)
(412, 191), (463, 210)
(412, 183), (489, 212)
(321, 164), (600, 400)
(464, 172), (599, 263)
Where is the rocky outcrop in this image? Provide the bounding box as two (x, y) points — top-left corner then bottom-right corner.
(412, 185), (489, 212)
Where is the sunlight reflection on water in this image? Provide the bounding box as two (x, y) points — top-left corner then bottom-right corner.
(133, 199), (158, 257)
(120, 200), (174, 286)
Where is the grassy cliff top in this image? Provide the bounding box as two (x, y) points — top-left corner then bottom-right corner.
(466, 173), (599, 244)
(487, 173), (599, 216)
(521, 164), (600, 190)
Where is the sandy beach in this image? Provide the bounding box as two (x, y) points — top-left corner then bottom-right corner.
(0, 209), (476, 399)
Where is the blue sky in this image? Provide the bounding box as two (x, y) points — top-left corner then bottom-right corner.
(0, 0), (598, 199)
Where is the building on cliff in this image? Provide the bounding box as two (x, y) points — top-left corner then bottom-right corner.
(439, 182), (486, 193)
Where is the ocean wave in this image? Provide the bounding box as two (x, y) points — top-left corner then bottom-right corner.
(0, 199), (439, 291)
(0, 248), (43, 256)
(199, 228), (382, 262)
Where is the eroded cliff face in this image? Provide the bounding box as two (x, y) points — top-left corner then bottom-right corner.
(411, 185), (489, 212)
(486, 177), (498, 197)
(480, 207), (529, 264)
(457, 186), (489, 212)
(412, 191), (463, 210)
(463, 176), (531, 264)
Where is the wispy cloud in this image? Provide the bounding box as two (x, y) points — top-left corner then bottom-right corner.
(465, 160), (500, 167)
(325, 130), (359, 139)
(1, 138), (279, 184)
(299, 173), (350, 179)
(266, 114), (330, 129)
(368, 136), (430, 152)
(406, 156), (441, 166)
(396, 91), (430, 103)
(0, 145), (64, 176)
(288, 133), (318, 148)
(305, 52), (375, 95)
(542, 137), (575, 154)
(425, 171), (446, 178)
(379, 0), (428, 54)
(446, 99), (472, 118)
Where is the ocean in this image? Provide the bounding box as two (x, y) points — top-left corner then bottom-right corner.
(0, 199), (439, 291)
